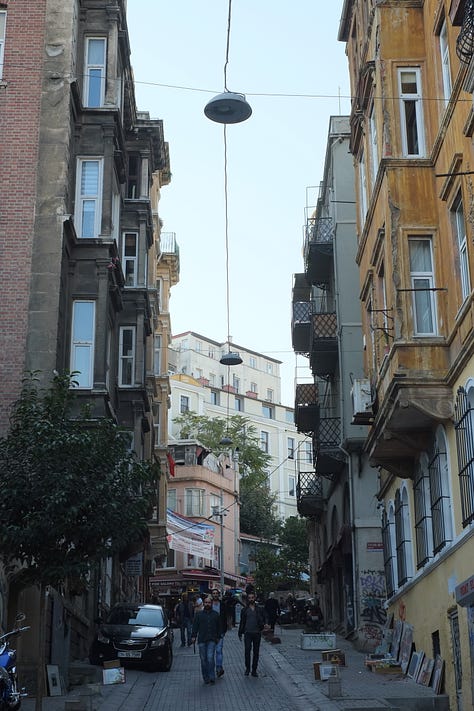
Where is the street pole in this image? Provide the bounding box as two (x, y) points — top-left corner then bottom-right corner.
(212, 496), (225, 596)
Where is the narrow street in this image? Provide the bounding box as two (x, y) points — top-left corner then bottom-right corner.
(22, 626), (447, 711)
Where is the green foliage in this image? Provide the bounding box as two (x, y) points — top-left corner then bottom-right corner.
(0, 372), (157, 589)
(253, 547), (281, 597)
(278, 516), (310, 590)
(173, 411), (281, 537)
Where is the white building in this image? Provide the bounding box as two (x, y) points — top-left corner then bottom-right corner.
(168, 331), (312, 521)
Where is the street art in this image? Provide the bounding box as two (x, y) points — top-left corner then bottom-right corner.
(358, 569), (386, 648)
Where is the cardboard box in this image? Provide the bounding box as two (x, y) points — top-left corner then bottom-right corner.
(300, 633), (336, 650)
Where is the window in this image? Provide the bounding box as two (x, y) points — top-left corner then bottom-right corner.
(286, 409), (294, 424)
(454, 385), (474, 526)
(210, 390), (220, 406)
(303, 440), (313, 463)
(154, 335), (161, 375)
(196, 341), (202, 352)
(369, 103), (379, 186)
(233, 374), (240, 393)
(180, 395), (189, 414)
(260, 430), (269, 453)
(209, 347), (215, 359)
(358, 150), (368, 225)
(395, 486), (414, 586)
(266, 362), (273, 374)
(414, 455), (433, 568)
(185, 488), (205, 516)
(382, 505), (398, 598)
(409, 237), (437, 335)
(235, 396), (243, 412)
(209, 373), (216, 386)
(122, 232), (138, 287)
(119, 326), (135, 386)
(153, 411), (161, 448)
(398, 68), (425, 157)
(262, 405), (274, 419)
(127, 154), (140, 199)
(75, 159), (103, 238)
(70, 301), (95, 388)
(210, 493), (222, 516)
(250, 382), (258, 394)
(287, 437), (295, 459)
(266, 389), (274, 403)
(84, 37), (106, 108)
(439, 19), (452, 105)
(249, 356), (257, 368)
(167, 488), (177, 511)
(429, 427), (453, 553)
(452, 195), (470, 302)
(161, 549), (175, 569)
(112, 182), (120, 241)
(289, 475), (295, 497)
(0, 11), (6, 80)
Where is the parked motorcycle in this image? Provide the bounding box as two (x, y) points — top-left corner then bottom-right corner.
(0, 614), (29, 710)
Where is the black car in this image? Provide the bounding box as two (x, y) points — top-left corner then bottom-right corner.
(89, 603), (173, 672)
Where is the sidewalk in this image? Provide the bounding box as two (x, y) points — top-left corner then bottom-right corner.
(21, 625), (450, 710)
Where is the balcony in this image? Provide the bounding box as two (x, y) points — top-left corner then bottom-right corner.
(312, 415), (346, 479)
(294, 382), (319, 434)
(297, 471), (325, 518)
(304, 216), (335, 286)
(292, 301), (311, 353)
(309, 311), (338, 376)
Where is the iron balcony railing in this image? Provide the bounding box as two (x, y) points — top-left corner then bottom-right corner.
(294, 382), (319, 434)
(160, 231), (179, 256)
(303, 216), (335, 286)
(296, 471), (325, 518)
(291, 301), (311, 353)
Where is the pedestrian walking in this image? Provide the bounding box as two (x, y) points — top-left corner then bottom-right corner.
(264, 592), (281, 632)
(175, 593), (193, 647)
(191, 596), (221, 685)
(238, 590), (267, 677)
(210, 588), (228, 678)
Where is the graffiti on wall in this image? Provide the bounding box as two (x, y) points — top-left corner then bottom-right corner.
(358, 569), (386, 648)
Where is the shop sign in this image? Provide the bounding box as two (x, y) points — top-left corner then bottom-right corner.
(455, 574), (474, 607)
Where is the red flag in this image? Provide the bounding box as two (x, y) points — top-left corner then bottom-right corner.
(166, 451), (175, 477)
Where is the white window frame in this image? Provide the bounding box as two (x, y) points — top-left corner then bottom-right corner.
(452, 195), (471, 302)
(84, 37), (106, 108)
(262, 404), (274, 419)
(185, 488), (205, 517)
(75, 158), (103, 238)
(70, 300), (95, 389)
(409, 237), (437, 336)
(260, 430), (269, 453)
(233, 374), (240, 393)
(359, 150), (368, 226)
(369, 103), (378, 186)
(266, 388), (274, 402)
(167, 488), (177, 512)
(250, 382), (258, 393)
(154, 335), (161, 375)
(122, 231), (138, 287)
(303, 440), (313, 464)
(287, 437), (295, 459)
(439, 19), (452, 106)
(0, 11), (6, 80)
(249, 356), (257, 368)
(398, 68), (425, 157)
(235, 396), (243, 412)
(180, 395), (189, 414)
(118, 326), (136, 387)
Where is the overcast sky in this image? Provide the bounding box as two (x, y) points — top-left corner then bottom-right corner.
(126, 2), (351, 406)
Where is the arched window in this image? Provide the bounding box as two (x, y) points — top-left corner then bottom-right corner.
(382, 501), (398, 598)
(395, 485), (414, 586)
(414, 453), (433, 568)
(455, 385), (474, 526)
(429, 425), (453, 553)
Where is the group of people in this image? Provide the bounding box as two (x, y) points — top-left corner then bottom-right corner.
(179, 586), (273, 684)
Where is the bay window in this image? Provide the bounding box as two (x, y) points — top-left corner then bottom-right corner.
(84, 37), (106, 108)
(119, 326), (135, 386)
(70, 301), (95, 388)
(408, 237), (437, 335)
(75, 158), (103, 238)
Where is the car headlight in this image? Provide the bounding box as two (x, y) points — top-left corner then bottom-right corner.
(150, 637), (166, 648)
(97, 631), (111, 644)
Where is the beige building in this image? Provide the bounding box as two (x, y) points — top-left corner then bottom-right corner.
(168, 332), (312, 521)
(340, 0), (474, 707)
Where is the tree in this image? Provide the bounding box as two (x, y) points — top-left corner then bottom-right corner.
(279, 516), (310, 591)
(0, 372), (158, 709)
(173, 412), (281, 538)
(252, 547), (281, 597)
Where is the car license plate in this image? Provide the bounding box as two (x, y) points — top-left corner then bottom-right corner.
(117, 650), (142, 659)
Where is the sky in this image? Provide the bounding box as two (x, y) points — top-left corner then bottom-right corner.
(126, 2), (352, 406)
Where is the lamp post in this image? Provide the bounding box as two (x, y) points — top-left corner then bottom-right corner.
(212, 499), (227, 595)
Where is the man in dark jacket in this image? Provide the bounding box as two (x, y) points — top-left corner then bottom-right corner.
(211, 588), (228, 677)
(238, 590), (267, 677)
(175, 593), (193, 646)
(191, 596), (221, 684)
(264, 592), (281, 632)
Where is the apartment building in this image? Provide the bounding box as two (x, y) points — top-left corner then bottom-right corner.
(0, 0), (178, 679)
(340, 0), (474, 706)
(168, 332), (310, 522)
(291, 116), (383, 649)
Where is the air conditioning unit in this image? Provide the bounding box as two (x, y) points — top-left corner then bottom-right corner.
(351, 378), (373, 424)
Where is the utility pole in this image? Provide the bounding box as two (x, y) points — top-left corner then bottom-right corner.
(212, 494), (227, 595)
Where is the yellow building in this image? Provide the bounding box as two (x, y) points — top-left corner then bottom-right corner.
(340, 0), (474, 707)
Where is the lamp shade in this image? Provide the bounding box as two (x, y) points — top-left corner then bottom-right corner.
(219, 435), (233, 446)
(204, 92), (252, 124)
(220, 351), (243, 366)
